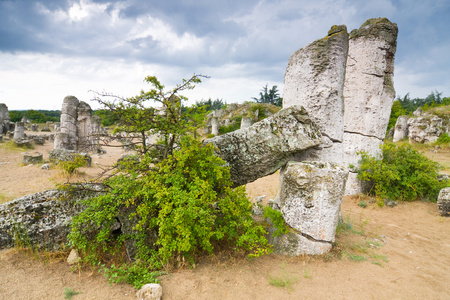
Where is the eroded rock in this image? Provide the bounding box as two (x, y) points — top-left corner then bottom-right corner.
(204, 105), (321, 187)
(22, 152), (43, 165)
(136, 283), (163, 300)
(283, 25), (348, 162)
(343, 18), (398, 194)
(437, 187), (450, 217)
(0, 186), (103, 250)
(407, 112), (445, 144)
(393, 115), (409, 142)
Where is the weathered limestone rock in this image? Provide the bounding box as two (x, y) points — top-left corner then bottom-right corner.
(240, 116), (253, 129)
(204, 105), (321, 187)
(266, 229), (332, 256)
(54, 96), (102, 152)
(76, 101), (102, 151)
(437, 187), (450, 217)
(211, 116), (219, 136)
(67, 249), (81, 265)
(0, 186), (103, 250)
(0, 103), (11, 134)
(278, 161), (348, 242)
(31, 124), (39, 132)
(283, 25), (348, 162)
(393, 115), (409, 142)
(13, 122), (25, 141)
(136, 283), (163, 300)
(407, 113), (445, 144)
(55, 96), (79, 150)
(343, 18), (398, 195)
(22, 152), (43, 165)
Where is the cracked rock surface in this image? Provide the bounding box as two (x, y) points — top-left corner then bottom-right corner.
(204, 105), (322, 187)
(343, 18), (398, 194)
(271, 161), (348, 255)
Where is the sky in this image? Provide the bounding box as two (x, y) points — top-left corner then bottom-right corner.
(0, 0), (449, 110)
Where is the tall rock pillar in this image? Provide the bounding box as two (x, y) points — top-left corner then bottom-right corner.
(343, 18), (398, 195)
(283, 25), (349, 162)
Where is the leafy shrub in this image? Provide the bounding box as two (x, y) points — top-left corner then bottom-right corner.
(436, 133), (450, 144)
(219, 115), (242, 134)
(263, 206), (290, 237)
(68, 75), (271, 287)
(357, 143), (448, 202)
(58, 154), (89, 176)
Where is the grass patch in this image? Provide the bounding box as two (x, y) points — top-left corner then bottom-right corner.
(268, 261), (298, 292)
(64, 287), (81, 299)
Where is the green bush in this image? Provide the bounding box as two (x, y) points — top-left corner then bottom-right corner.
(436, 133), (450, 144)
(357, 143), (448, 202)
(263, 206), (290, 237)
(67, 75), (271, 287)
(219, 116), (242, 134)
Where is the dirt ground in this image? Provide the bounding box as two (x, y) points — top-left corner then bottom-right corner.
(1, 133), (449, 299)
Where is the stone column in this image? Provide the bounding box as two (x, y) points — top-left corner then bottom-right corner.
(54, 96), (79, 150)
(283, 25), (349, 162)
(393, 115), (409, 142)
(342, 18), (398, 195)
(211, 117), (219, 136)
(13, 122), (25, 141)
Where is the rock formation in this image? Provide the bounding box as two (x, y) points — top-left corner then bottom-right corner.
(204, 105), (322, 187)
(0, 186), (103, 250)
(283, 25), (349, 162)
(407, 109), (447, 144)
(269, 161), (348, 255)
(437, 187), (450, 217)
(393, 115), (409, 142)
(342, 18), (398, 195)
(54, 96), (102, 152)
(13, 122), (25, 141)
(136, 283), (163, 300)
(0, 103), (11, 134)
(204, 103), (280, 136)
(22, 152), (43, 165)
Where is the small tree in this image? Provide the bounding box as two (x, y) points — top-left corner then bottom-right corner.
(68, 75), (271, 288)
(252, 84), (283, 107)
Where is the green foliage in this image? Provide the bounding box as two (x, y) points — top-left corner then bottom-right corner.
(397, 91), (447, 114)
(252, 84), (282, 107)
(64, 288), (81, 299)
(68, 75), (271, 287)
(9, 111), (25, 122)
(357, 143), (449, 202)
(219, 116), (242, 134)
(358, 201), (367, 208)
(436, 133), (450, 145)
(9, 110), (60, 123)
(250, 103), (267, 121)
(263, 206), (290, 237)
(58, 154), (89, 177)
(102, 263), (163, 289)
(387, 100), (407, 132)
(195, 98), (227, 111)
(94, 109), (119, 127)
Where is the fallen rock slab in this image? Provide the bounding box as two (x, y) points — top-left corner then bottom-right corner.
(204, 105), (321, 187)
(0, 185), (103, 250)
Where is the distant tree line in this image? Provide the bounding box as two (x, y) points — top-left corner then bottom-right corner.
(9, 110), (60, 123)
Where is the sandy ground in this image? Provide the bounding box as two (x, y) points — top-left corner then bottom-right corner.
(1, 133), (449, 299)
